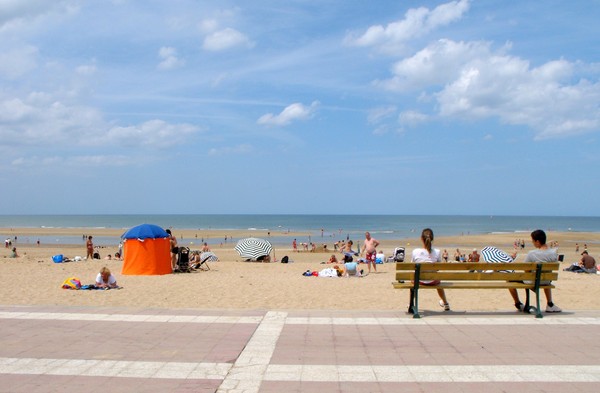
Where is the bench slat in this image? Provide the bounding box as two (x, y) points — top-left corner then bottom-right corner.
(395, 272), (558, 281)
(392, 282), (555, 289)
(395, 262), (559, 271)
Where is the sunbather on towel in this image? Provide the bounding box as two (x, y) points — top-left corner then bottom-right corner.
(96, 267), (118, 289)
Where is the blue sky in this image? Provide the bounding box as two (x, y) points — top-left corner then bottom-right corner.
(1, 0), (599, 216)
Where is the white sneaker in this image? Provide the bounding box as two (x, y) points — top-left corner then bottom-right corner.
(439, 300), (450, 311)
(545, 304), (562, 313)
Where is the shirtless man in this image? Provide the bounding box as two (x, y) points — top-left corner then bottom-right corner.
(362, 231), (380, 273)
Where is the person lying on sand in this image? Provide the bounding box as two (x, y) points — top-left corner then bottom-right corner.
(96, 267), (118, 289)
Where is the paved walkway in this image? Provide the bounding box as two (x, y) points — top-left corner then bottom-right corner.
(1, 305), (599, 392)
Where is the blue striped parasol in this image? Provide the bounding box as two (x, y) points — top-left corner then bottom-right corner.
(481, 246), (514, 263)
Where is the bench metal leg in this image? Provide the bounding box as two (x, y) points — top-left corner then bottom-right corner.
(409, 288), (421, 319)
(534, 263), (544, 319)
(523, 289), (544, 318)
(533, 288), (543, 318)
(410, 265), (421, 318)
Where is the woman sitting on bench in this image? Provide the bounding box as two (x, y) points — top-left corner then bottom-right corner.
(411, 228), (451, 311)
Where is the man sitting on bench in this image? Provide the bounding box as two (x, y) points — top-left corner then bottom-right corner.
(515, 229), (562, 313)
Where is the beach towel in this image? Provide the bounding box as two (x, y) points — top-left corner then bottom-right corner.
(79, 284), (122, 290)
(318, 268), (338, 278)
(61, 277), (81, 290)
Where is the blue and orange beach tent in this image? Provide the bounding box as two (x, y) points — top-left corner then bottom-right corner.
(121, 224), (171, 275)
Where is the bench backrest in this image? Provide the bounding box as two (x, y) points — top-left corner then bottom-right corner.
(395, 262), (559, 283)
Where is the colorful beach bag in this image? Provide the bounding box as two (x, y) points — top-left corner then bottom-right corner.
(62, 277), (81, 290)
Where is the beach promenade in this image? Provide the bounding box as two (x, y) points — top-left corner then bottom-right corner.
(1, 305), (599, 392)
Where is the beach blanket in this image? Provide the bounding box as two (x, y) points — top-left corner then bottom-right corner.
(61, 278), (121, 290)
(81, 285), (122, 290)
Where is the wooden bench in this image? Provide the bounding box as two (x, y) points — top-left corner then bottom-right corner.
(392, 262), (560, 318)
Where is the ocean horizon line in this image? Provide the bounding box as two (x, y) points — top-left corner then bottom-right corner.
(2, 213), (599, 218)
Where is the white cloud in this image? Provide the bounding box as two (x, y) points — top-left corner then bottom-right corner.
(399, 110), (429, 127)
(257, 101), (319, 126)
(377, 39), (495, 91)
(377, 38), (600, 139)
(0, 45), (38, 79)
(198, 18), (219, 34)
(157, 46), (185, 70)
(435, 55), (600, 139)
(372, 124), (391, 136)
(208, 144), (253, 156)
(11, 154), (137, 168)
(0, 94), (104, 145)
(346, 0), (470, 52)
(0, 0), (78, 31)
(103, 120), (199, 148)
(75, 64), (96, 76)
(202, 28), (253, 51)
(0, 92), (200, 149)
(367, 105), (397, 124)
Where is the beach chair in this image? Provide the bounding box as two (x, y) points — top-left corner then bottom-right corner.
(191, 251), (217, 271)
(388, 247), (405, 263)
(194, 254), (211, 270)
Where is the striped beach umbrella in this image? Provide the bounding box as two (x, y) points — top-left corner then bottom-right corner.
(235, 237), (273, 260)
(201, 252), (219, 262)
(481, 246), (514, 263)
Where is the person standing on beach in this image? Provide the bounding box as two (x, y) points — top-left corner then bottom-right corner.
(410, 228), (450, 312)
(454, 248), (461, 262)
(166, 229), (179, 271)
(86, 236), (94, 260)
(442, 249), (449, 262)
(362, 231), (380, 274)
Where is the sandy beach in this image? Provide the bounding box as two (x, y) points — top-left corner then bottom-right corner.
(1, 228), (599, 312)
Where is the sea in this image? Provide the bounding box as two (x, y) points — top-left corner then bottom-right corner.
(2, 214), (600, 247)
